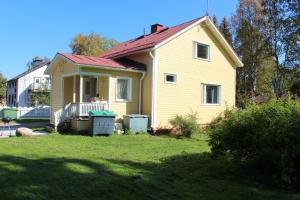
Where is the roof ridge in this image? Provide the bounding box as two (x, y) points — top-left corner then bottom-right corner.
(99, 16), (206, 59)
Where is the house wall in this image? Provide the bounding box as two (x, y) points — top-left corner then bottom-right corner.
(64, 77), (73, 105)
(155, 23), (236, 126)
(80, 67), (143, 120)
(16, 65), (50, 107)
(6, 80), (17, 107)
(49, 57), (144, 124)
(50, 59), (78, 124)
(127, 53), (153, 117)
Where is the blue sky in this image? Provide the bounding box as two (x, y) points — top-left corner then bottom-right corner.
(0, 0), (238, 79)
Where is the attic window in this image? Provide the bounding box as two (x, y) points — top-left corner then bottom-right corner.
(194, 42), (210, 60)
(165, 73), (177, 84)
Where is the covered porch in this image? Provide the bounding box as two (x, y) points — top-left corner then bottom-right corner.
(61, 72), (111, 119)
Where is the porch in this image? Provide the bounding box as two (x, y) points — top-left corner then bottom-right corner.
(60, 73), (111, 119)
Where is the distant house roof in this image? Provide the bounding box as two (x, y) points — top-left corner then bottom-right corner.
(100, 16), (206, 59)
(8, 61), (50, 82)
(58, 53), (146, 71)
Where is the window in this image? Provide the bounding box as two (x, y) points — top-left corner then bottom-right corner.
(35, 78), (40, 84)
(194, 42), (210, 60)
(165, 73), (177, 84)
(203, 84), (220, 105)
(85, 81), (91, 95)
(116, 77), (132, 101)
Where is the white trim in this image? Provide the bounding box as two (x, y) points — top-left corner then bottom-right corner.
(108, 77), (111, 110)
(193, 41), (210, 61)
(79, 75), (83, 103)
(115, 76), (133, 102)
(202, 83), (221, 106)
(80, 65), (144, 74)
(155, 16), (208, 49)
(164, 73), (177, 84)
(149, 50), (157, 128)
(206, 18), (243, 67)
(62, 71), (111, 78)
(139, 72), (146, 114)
(73, 75), (76, 103)
(61, 76), (64, 109)
(153, 17), (243, 68)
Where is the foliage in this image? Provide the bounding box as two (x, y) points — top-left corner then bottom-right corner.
(212, 15), (218, 26)
(30, 92), (50, 106)
(169, 113), (201, 138)
(232, 0), (274, 104)
(219, 17), (233, 45)
(0, 73), (7, 104)
(209, 100), (300, 182)
(69, 32), (119, 56)
(262, 0), (300, 97)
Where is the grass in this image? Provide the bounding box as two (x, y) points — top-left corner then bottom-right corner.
(0, 133), (299, 200)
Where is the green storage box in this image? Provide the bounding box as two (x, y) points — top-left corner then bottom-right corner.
(2, 108), (18, 119)
(89, 111), (116, 136)
(123, 115), (149, 133)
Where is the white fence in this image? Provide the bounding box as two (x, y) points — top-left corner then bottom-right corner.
(0, 106), (50, 119)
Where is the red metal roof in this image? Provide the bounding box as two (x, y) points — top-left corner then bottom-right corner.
(59, 53), (146, 71)
(100, 16), (206, 59)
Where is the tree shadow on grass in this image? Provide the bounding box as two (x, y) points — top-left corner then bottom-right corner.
(0, 153), (298, 200)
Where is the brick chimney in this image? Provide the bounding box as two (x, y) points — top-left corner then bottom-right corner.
(151, 24), (164, 34)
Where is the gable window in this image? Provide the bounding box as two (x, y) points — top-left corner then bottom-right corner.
(165, 73), (177, 84)
(116, 77), (132, 101)
(194, 42), (210, 60)
(203, 84), (220, 105)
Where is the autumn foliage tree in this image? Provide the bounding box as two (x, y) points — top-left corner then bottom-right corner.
(69, 32), (119, 56)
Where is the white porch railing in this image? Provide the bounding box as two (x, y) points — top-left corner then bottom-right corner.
(55, 101), (109, 126)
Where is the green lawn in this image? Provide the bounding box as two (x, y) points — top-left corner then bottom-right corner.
(0, 133), (298, 200)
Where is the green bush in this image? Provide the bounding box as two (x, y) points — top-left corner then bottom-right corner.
(169, 113), (201, 138)
(209, 100), (300, 182)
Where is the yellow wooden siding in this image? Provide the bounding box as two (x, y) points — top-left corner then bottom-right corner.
(155, 23), (236, 126)
(98, 76), (109, 100)
(64, 77), (73, 105)
(126, 53), (153, 117)
(80, 67), (142, 120)
(49, 58), (80, 124)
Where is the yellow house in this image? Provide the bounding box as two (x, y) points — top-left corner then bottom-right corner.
(46, 16), (243, 129)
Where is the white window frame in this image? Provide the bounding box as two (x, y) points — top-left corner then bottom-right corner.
(202, 83), (221, 106)
(116, 77), (132, 102)
(193, 41), (210, 61)
(164, 73), (177, 84)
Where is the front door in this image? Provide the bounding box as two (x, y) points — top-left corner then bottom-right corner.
(83, 78), (97, 102)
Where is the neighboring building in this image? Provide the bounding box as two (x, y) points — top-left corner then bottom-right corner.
(46, 16), (243, 128)
(6, 57), (51, 107)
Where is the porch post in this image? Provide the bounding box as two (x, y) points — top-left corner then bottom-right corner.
(79, 75), (83, 116)
(108, 76), (111, 111)
(61, 76), (64, 109)
(80, 75), (83, 103)
(73, 75), (76, 103)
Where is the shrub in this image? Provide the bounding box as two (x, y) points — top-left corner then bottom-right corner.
(169, 113), (201, 138)
(209, 100), (300, 182)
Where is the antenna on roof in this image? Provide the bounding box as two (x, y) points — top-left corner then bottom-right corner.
(205, 0), (210, 16)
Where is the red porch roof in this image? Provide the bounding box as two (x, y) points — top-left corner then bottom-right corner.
(59, 53), (146, 71)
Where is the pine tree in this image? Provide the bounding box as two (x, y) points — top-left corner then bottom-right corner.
(212, 15), (218, 26)
(219, 17), (233, 46)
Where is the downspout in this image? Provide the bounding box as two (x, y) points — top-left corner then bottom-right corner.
(149, 50), (157, 128)
(138, 72), (146, 114)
